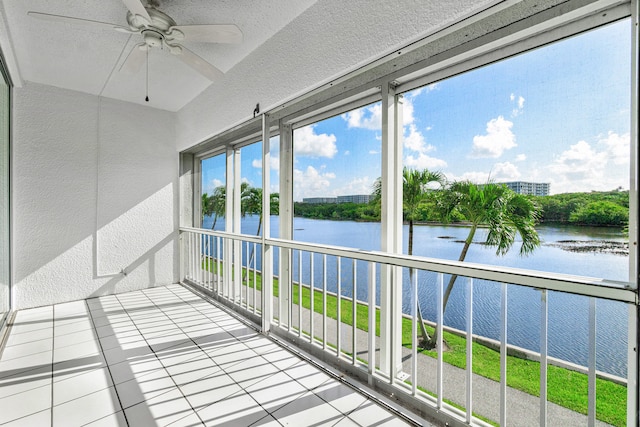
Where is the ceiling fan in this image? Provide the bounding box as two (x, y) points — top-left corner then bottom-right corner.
(28, 0), (242, 98)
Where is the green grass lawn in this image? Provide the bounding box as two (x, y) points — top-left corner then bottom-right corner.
(201, 259), (626, 426)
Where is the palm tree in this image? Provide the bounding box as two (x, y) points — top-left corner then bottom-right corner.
(427, 180), (541, 348)
(240, 184), (279, 279)
(402, 168), (445, 347)
(208, 186), (226, 230)
(202, 193), (213, 222)
(373, 168), (445, 347)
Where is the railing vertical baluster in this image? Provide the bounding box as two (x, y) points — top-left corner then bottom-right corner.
(352, 259), (357, 366)
(216, 237), (221, 294)
(277, 247), (282, 327)
(322, 254), (327, 351)
(212, 235), (215, 290)
(185, 232), (190, 280)
(540, 289), (548, 427)
(588, 297), (597, 427)
(288, 248), (293, 333)
(337, 257), (342, 358)
(466, 277), (473, 423)
(186, 232), (193, 280)
(253, 242), (257, 314)
(191, 232), (195, 282)
(185, 232), (189, 280)
(198, 232), (203, 285)
(500, 282), (508, 426)
(368, 262), (376, 384)
(204, 233), (207, 286)
(212, 236), (216, 291)
(207, 235), (211, 289)
(437, 272), (443, 409)
(411, 269), (418, 396)
(310, 252), (315, 345)
(298, 250), (303, 338)
(238, 241), (249, 308)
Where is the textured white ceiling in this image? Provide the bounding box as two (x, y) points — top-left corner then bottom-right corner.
(1, 0), (317, 111)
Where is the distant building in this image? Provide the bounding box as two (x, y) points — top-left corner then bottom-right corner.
(302, 197), (337, 204)
(501, 181), (550, 196)
(337, 194), (372, 204)
(302, 194), (372, 204)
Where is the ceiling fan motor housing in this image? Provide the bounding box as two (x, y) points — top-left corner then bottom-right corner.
(127, 7), (176, 33)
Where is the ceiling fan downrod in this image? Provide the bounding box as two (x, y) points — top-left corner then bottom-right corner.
(145, 48), (149, 102)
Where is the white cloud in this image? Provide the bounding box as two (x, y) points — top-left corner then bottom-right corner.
(449, 161), (520, 185)
(600, 131), (629, 165)
(270, 156), (280, 171)
(405, 152), (448, 170)
(470, 116), (516, 158)
(344, 150), (350, 156)
(548, 132), (630, 193)
(293, 165), (336, 201)
(402, 97), (415, 126)
(251, 155), (280, 171)
(492, 161), (521, 180)
(294, 125), (337, 158)
(403, 123), (447, 170)
(404, 124), (431, 153)
(450, 171), (491, 184)
(204, 178), (223, 194)
(369, 150), (379, 155)
(515, 154), (526, 162)
(510, 94), (525, 117)
(335, 176), (375, 196)
(342, 104), (382, 130)
(341, 99), (414, 130)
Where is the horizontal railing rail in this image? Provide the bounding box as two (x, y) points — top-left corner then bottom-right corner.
(180, 226), (636, 303)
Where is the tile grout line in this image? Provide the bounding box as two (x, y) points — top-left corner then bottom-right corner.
(151, 286), (274, 423)
(113, 291), (207, 426)
(181, 283), (424, 427)
(84, 299), (131, 427)
(164, 286), (342, 424)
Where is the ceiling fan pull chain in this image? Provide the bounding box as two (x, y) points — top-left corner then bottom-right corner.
(145, 48), (149, 102)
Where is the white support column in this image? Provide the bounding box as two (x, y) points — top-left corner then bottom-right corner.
(224, 147), (234, 298)
(233, 147), (242, 302)
(179, 153), (195, 282)
(629, 1), (639, 425)
(279, 122), (293, 326)
(261, 114), (273, 333)
(379, 81), (403, 378)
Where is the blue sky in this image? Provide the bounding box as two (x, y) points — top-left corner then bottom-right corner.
(203, 19), (631, 200)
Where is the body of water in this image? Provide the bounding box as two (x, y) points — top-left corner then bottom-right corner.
(203, 215), (629, 377)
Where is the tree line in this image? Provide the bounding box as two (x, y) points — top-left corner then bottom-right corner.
(295, 188), (629, 228)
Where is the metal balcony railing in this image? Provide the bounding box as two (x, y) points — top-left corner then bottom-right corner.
(179, 226), (637, 427)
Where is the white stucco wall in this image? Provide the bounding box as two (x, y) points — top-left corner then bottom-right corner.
(176, 0), (494, 150)
(12, 83), (178, 309)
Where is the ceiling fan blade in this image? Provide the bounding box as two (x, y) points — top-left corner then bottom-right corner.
(173, 45), (224, 81)
(121, 0), (152, 23)
(168, 24), (243, 44)
(27, 11), (127, 31)
(120, 43), (147, 74)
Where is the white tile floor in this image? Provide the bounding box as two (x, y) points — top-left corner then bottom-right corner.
(0, 285), (416, 426)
